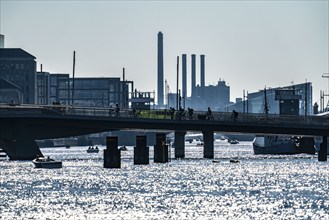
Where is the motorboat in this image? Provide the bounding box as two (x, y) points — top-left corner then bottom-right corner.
(253, 135), (315, 155)
(228, 139), (239, 144)
(87, 146), (99, 153)
(0, 148), (7, 158)
(119, 145), (128, 151)
(32, 156), (62, 168)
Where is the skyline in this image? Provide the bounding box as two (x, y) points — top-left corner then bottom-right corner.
(0, 1), (328, 105)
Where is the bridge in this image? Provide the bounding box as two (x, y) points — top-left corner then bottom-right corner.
(0, 103), (328, 161)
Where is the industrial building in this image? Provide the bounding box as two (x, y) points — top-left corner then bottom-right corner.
(226, 82), (313, 115)
(0, 47), (140, 109)
(164, 53), (230, 111)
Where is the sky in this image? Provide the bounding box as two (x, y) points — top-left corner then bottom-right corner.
(0, 0), (328, 105)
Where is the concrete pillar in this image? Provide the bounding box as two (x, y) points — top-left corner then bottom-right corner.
(174, 131), (186, 158)
(134, 135), (149, 165)
(104, 136), (121, 168)
(203, 131), (214, 159)
(318, 136), (328, 162)
(0, 123), (43, 160)
(154, 133), (168, 163)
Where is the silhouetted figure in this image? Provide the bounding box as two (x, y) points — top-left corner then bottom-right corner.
(115, 104), (120, 117)
(232, 110), (239, 122)
(206, 107), (213, 120)
(178, 107), (185, 120)
(187, 108), (194, 119)
(170, 107), (175, 119)
(132, 105), (137, 117)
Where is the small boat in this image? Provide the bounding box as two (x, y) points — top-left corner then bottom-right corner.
(119, 145), (128, 151)
(229, 139), (239, 144)
(0, 148), (7, 158)
(32, 156), (62, 168)
(87, 146), (99, 153)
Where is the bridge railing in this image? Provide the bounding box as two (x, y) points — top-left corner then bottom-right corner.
(2, 103), (328, 127)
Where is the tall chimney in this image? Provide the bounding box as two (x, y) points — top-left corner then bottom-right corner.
(182, 54), (187, 108)
(0, 34), (4, 48)
(200, 54), (205, 97)
(157, 32), (164, 107)
(191, 54), (196, 98)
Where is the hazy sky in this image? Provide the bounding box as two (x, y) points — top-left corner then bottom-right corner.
(1, 0), (328, 104)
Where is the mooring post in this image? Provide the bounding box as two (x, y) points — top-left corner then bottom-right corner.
(203, 130), (214, 159)
(134, 135), (149, 165)
(318, 136), (328, 162)
(174, 131), (186, 159)
(154, 133), (168, 163)
(104, 136), (121, 168)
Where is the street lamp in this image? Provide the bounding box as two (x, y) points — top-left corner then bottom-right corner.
(322, 73), (329, 111)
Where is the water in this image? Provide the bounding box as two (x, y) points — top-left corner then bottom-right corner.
(1, 142), (329, 219)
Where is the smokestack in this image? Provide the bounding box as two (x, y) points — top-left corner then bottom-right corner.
(0, 34), (4, 48)
(200, 54), (205, 97)
(157, 32), (164, 107)
(182, 54), (187, 108)
(191, 54), (196, 98)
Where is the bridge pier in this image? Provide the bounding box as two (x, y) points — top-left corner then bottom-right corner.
(104, 136), (121, 168)
(174, 131), (186, 159)
(203, 131), (214, 159)
(134, 135), (149, 165)
(154, 133), (169, 163)
(318, 136), (328, 162)
(0, 122), (43, 160)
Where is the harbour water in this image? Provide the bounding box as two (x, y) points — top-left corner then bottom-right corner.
(1, 141), (329, 219)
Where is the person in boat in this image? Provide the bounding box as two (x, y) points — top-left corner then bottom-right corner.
(95, 146), (98, 150)
(206, 107), (213, 120)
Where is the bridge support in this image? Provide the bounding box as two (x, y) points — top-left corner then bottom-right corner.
(174, 131), (186, 158)
(318, 136), (328, 162)
(0, 122), (43, 160)
(154, 133), (169, 163)
(134, 135), (149, 165)
(203, 131), (214, 159)
(104, 136), (121, 168)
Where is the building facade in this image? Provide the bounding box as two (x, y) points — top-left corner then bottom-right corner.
(49, 74), (132, 109)
(0, 48), (37, 104)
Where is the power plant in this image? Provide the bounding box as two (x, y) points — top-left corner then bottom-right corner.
(156, 32), (230, 111)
